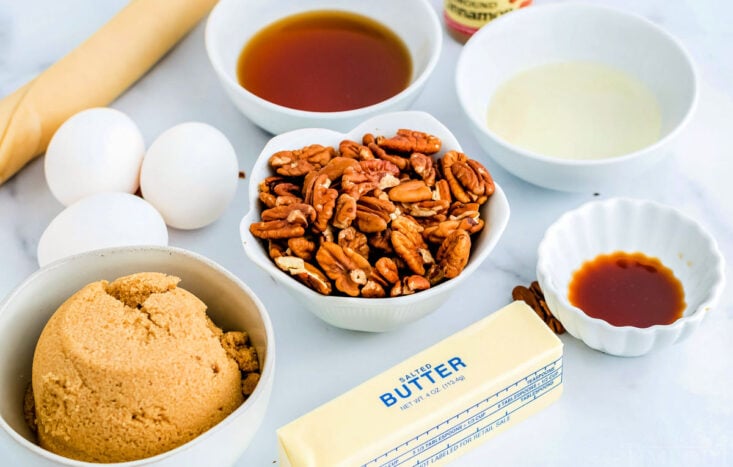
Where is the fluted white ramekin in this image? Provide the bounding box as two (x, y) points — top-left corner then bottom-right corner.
(537, 198), (725, 357)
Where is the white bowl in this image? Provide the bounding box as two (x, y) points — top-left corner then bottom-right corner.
(537, 198), (725, 357)
(206, 0), (442, 134)
(456, 3), (697, 192)
(240, 111), (510, 332)
(0, 246), (275, 466)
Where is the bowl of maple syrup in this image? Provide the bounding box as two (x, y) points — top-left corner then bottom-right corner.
(536, 198), (725, 357)
(205, 0), (442, 135)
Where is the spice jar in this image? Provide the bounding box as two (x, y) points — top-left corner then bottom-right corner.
(444, 0), (532, 43)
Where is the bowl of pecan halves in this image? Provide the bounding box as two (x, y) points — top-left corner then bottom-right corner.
(241, 111), (510, 331)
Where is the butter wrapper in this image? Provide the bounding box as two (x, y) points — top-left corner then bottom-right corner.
(277, 301), (563, 466)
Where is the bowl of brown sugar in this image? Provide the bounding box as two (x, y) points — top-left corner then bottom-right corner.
(0, 246), (275, 465)
(206, 0), (442, 134)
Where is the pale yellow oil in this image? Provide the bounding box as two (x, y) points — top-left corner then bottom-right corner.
(486, 61), (662, 160)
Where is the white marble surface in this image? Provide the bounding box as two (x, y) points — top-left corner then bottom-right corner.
(1, 0), (732, 465)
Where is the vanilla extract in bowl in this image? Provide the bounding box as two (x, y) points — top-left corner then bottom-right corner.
(237, 10), (412, 112)
(568, 251), (686, 328)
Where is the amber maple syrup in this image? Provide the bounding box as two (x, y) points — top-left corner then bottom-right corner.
(237, 10), (412, 112)
(568, 251), (686, 328)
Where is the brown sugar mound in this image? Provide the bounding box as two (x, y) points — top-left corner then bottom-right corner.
(31, 272), (245, 463)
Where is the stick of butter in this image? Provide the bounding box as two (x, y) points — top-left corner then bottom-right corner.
(277, 301), (564, 466)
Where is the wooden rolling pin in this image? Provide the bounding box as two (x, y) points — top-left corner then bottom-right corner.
(0, 0), (218, 185)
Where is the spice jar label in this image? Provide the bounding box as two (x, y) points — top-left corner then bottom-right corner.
(444, 0), (531, 36)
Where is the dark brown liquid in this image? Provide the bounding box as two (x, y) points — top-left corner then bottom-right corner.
(568, 251), (686, 328)
(237, 10), (412, 112)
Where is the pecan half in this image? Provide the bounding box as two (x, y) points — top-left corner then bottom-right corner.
(261, 204), (316, 227)
(410, 153), (436, 186)
(288, 236), (317, 260)
(271, 158), (315, 177)
(460, 217), (484, 235)
(337, 227), (370, 259)
(391, 215), (437, 270)
(440, 152), (494, 204)
(368, 141), (410, 171)
(389, 275), (431, 297)
(250, 220), (305, 239)
(448, 202), (481, 221)
(269, 148), (304, 168)
(402, 275), (431, 295)
(260, 193), (303, 208)
(391, 230), (426, 275)
(376, 129), (441, 154)
(319, 157), (360, 182)
(272, 182), (302, 198)
(342, 159), (401, 199)
(302, 171), (319, 202)
(359, 195), (397, 214)
(361, 280), (386, 298)
(315, 242), (372, 297)
(275, 256), (332, 295)
(388, 180), (433, 203)
(333, 193), (357, 229)
(339, 140), (374, 160)
(258, 191), (277, 208)
(423, 217), (483, 244)
(425, 263), (445, 286)
(258, 176), (284, 194)
(424, 219), (459, 244)
(270, 144), (336, 175)
(391, 215), (426, 246)
(355, 196), (395, 233)
(310, 174), (338, 232)
(434, 179), (452, 203)
(453, 159), (495, 204)
(259, 176), (303, 208)
(436, 229), (471, 279)
(375, 257), (400, 284)
(356, 213), (387, 233)
(467, 159), (495, 197)
(401, 199), (450, 218)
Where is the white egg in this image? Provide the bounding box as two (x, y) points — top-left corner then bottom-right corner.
(45, 107), (145, 206)
(140, 122), (238, 230)
(37, 192), (168, 267)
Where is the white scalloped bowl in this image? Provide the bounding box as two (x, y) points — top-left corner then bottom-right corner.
(240, 111), (510, 332)
(537, 198), (725, 357)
